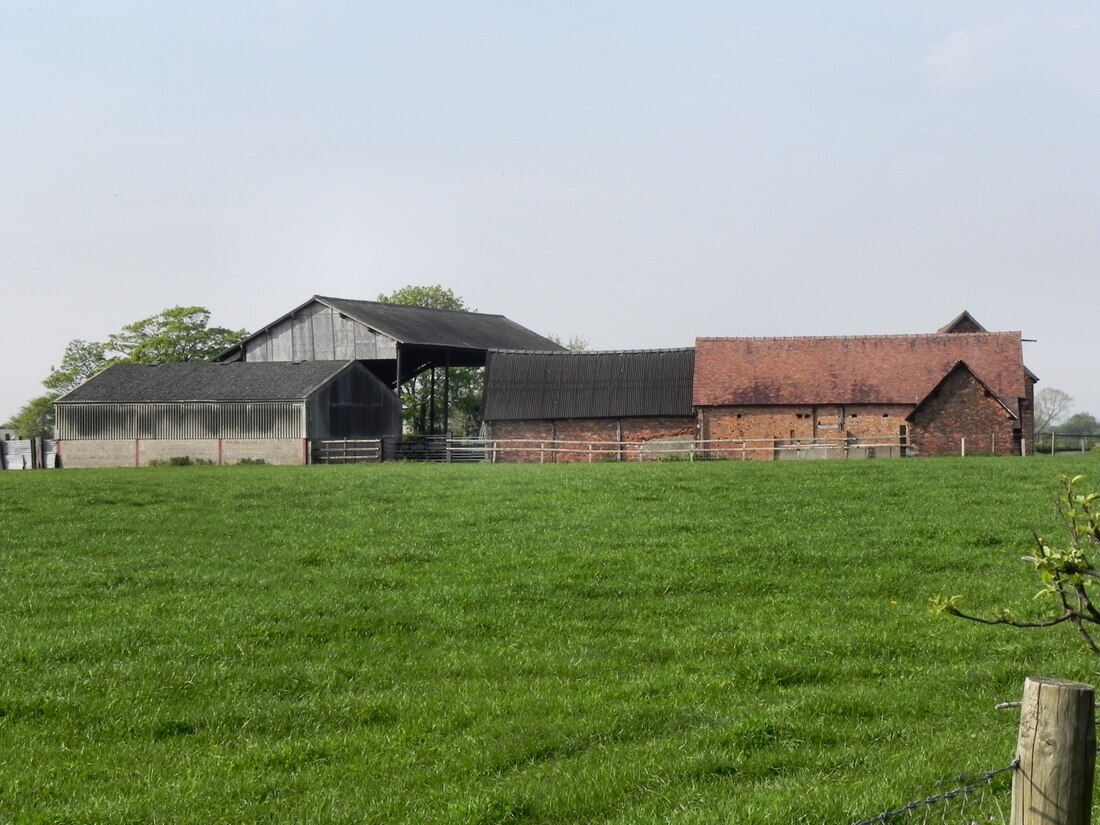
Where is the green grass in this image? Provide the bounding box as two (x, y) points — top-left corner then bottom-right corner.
(1, 455), (1099, 823)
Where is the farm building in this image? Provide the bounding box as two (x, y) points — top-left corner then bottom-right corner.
(479, 312), (1035, 461)
(54, 360), (399, 468)
(693, 322), (1035, 458)
(480, 349), (696, 462)
(216, 295), (563, 430)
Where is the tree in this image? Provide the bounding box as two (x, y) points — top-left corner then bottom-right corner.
(1055, 412), (1100, 435)
(376, 286), (483, 436)
(549, 333), (589, 352)
(378, 285), (466, 313)
(932, 475), (1100, 659)
(40, 306), (247, 392)
(106, 306), (247, 364)
(43, 339), (110, 396)
(4, 394), (57, 439)
(1034, 387), (1074, 435)
(7, 306), (247, 439)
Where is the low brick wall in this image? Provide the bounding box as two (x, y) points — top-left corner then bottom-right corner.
(697, 404), (911, 460)
(485, 418), (695, 463)
(57, 438), (310, 468)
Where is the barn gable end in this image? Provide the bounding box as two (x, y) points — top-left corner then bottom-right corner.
(906, 361), (1019, 456)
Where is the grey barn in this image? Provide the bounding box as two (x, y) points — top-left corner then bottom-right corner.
(55, 360), (399, 468)
(216, 295), (563, 385)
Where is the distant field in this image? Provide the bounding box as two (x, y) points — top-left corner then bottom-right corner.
(2, 455), (1098, 824)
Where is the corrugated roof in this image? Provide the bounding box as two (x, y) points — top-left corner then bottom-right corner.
(693, 332), (1027, 408)
(482, 349), (696, 420)
(56, 361), (359, 404)
(316, 296), (563, 351)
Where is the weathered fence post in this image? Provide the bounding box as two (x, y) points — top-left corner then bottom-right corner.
(1011, 676), (1095, 825)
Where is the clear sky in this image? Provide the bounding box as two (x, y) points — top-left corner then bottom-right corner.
(3, 2), (1098, 424)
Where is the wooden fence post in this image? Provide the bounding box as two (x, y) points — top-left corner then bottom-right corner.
(1011, 676), (1095, 825)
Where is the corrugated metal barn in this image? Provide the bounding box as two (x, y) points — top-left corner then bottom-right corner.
(481, 349), (697, 462)
(55, 360), (400, 468)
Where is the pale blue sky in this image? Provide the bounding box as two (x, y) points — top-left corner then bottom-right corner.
(3, 2), (1098, 422)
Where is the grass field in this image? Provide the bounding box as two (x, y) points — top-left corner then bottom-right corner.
(2, 455), (1099, 823)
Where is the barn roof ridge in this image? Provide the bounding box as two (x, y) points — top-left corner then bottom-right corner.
(488, 346), (695, 356)
(695, 330), (1021, 343)
(314, 294), (509, 320)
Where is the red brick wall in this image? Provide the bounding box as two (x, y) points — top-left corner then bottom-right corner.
(907, 368), (1019, 456)
(1019, 377), (1035, 455)
(697, 405), (911, 459)
(485, 418), (694, 463)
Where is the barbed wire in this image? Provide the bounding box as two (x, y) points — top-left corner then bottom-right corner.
(849, 761), (1018, 825)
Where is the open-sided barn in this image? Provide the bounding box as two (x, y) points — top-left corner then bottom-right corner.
(55, 360), (399, 468)
(217, 294), (562, 380)
(481, 349), (696, 462)
(215, 294), (564, 436)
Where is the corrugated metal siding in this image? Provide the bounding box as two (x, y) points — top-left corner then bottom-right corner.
(483, 349), (696, 420)
(57, 402), (306, 440)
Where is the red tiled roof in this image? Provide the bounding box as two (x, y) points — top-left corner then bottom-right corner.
(692, 332), (1026, 408)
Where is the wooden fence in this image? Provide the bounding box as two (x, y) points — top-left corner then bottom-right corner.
(311, 439), (383, 464)
(310, 436), (909, 464)
(853, 676), (1095, 825)
(310, 437), (486, 464)
(1038, 431), (1100, 455)
(481, 435), (909, 463)
(1010, 677), (1094, 824)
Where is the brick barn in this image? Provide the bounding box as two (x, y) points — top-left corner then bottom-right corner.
(480, 349), (696, 462)
(54, 360), (400, 468)
(693, 313), (1035, 458)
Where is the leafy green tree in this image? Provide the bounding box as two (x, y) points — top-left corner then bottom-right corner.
(43, 339), (110, 396)
(376, 285), (482, 436)
(1055, 412), (1100, 435)
(106, 306), (247, 364)
(4, 394), (58, 439)
(932, 475), (1100, 658)
(8, 306), (247, 439)
(378, 285), (466, 312)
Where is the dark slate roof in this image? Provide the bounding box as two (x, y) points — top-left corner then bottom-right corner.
(692, 332), (1027, 409)
(317, 296), (563, 351)
(56, 361), (360, 403)
(482, 349), (696, 420)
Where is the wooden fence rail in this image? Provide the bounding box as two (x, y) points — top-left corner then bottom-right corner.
(480, 436), (909, 463)
(311, 439), (382, 464)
